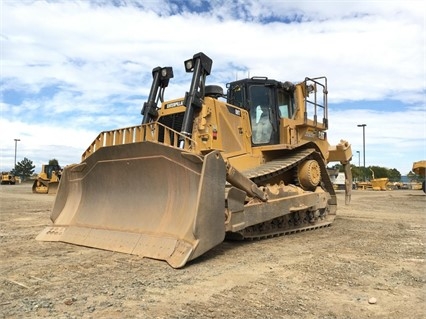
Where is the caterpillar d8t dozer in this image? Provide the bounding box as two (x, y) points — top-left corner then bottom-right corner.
(32, 165), (62, 194)
(37, 52), (352, 268)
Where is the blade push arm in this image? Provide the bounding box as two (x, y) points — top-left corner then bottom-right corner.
(180, 52), (212, 145)
(141, 66), (174, 124)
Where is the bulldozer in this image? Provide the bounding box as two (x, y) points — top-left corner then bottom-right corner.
(412, 160), (426, 192)
(1, 172), (17, 185)
(37, 52), (352, 268)
(32, 164), (62, 194)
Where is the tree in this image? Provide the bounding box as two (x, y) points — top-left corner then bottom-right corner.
(350, 164), (363, 181)
(328, 163), (402, 182)
(12, 157), (35, 180)
(369, 166), (388, 179)
(387, 168), (401, 182)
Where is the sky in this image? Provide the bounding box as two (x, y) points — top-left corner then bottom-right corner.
(1, 0), (425, 176)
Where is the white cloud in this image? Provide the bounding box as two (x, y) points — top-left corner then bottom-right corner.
(0, 117), (96, 171)
(1, 0), (425, 175)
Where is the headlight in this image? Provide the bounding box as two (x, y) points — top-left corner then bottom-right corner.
(161, 67), (173, 79)
(184, 59), (193, 72)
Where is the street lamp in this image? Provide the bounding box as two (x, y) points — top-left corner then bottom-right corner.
(357, 124), (366, 168)
(14, 138), (20, 169)
(357, 124), (366, 182)
(356, 150), (360, 167)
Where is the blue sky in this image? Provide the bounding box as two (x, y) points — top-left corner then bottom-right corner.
(1, 0), (425, 175)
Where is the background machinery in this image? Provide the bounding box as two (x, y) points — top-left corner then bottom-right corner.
(1, 172), (17, 185)
(369, 168), (389, 191)
(412, 160), (426, 193)
(37, 52), (352, 268)
(32, 164), (62, 194)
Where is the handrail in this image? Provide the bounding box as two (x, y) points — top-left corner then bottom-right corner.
(304, 76), (328, 129)
(81, 122), (197, 161)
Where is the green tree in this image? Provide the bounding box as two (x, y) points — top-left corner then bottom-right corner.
(329, 163), (402, 182)
(407, 171), (416, 181)
(387, 168), (401, 182)
(350, 165), (362, 181)
(369, 166), (388, 179)
(368, 166), (401, 181)
(12, 157), (35, 180)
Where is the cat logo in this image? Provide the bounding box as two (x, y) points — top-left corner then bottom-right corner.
(165, 100), (184, 109)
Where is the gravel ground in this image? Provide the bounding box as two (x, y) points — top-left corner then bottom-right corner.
(0, 183), (425, 318)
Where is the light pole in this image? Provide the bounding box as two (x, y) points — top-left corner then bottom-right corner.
(358, 124), (367, 168)
(357, 124), (366, 168)
(356, 150), (360, 167)
(14, 138), (20, 169)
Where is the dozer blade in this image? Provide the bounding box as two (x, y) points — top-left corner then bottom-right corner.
(32, 179), (49, 194)
(48, 181), (59, 195)
(37, 142), (227, 268)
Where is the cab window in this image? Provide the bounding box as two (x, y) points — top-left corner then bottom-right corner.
(250, 85), (273, 144)
(277, 89), (294, 119)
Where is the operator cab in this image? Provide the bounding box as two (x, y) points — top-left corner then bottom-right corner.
(45, 165), (62, 179)
(226, 77), (295, 145)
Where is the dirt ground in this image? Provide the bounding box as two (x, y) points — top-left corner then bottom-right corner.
(0, 183), (425, 319)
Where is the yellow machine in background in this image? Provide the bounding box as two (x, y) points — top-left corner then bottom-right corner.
(370, 168), (389, 191)
(38, 52), (352, 268)
(32, 165), (62, 194)
(1, 172), (17, 185)
(412, 160), (426, 192)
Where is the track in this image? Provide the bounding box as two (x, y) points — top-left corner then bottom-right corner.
(232, 148), (336, 240)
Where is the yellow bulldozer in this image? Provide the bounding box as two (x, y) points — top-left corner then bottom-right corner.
(37, 52), (352, 268)
(32, 164), (62, 194)
(412, 160), (426, 192)
(1, 172), (17, 185)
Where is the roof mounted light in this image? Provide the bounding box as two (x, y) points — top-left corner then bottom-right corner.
(155, 66), (173, 88)
(161, 67), (173, 79)
(184, 59), (194, 72)
(184, 52), (212, 75)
